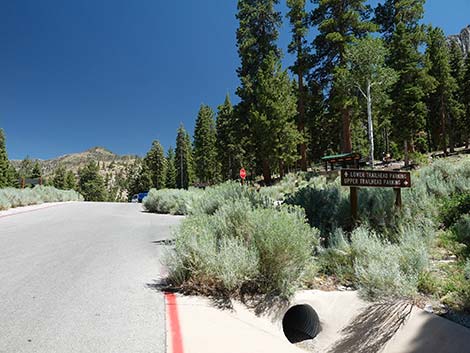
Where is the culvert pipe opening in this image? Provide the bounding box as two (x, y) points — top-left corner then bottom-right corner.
(282, 304), (320, 344)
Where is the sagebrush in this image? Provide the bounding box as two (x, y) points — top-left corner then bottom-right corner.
(166, 199), (319, 298)
(0, 186), (83, 210)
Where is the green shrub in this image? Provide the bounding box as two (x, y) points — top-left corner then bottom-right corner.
(285, 182), (402, 239)
(258, 172), (316, 201)
(166, 212), (260, 292)
(441, 193), (470, 228)
(0, 194), (11, 210)
(418, 159), (470, 198)
(464, 259), (470, 280)
(452, 214), (470, 249)
(251, 206), (319, 296)
(439, 267), (470, 312)
(318, 229), (355, 283)
(166, 202), (319, 298)
(351, 226), (429, 299)
(318, 225), (429, 299)
(417, 271), (440, 295)
(284, 183), (349, 238)
(409, 152), (430, 166)
(190, 181), (271, 215)
(143, 188), (201, 215)
(0, 186), (83, 210)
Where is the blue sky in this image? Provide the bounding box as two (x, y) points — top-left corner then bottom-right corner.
(1, 0), (469, 160)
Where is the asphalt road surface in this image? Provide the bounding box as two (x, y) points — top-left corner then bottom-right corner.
(0, 202), (182, 353)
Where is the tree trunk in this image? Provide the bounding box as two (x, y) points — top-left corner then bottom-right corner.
(262, 159), (271, 185)
(366, 81), (374, 169)
(449, 114), (455, 153)
(441, 96), (447, 156)
(279, 160), (285, 179)
(342, 107), (352, 153)
(404, 140), (409, 168)
(298, 71), (308, 171)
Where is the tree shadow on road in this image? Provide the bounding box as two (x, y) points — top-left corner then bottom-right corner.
(327, 300), (413, 353)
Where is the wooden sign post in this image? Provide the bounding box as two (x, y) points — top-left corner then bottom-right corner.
(341, 169), (412, 223)
(19, 177), (43, 189)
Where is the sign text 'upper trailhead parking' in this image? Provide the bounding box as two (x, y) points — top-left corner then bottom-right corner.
(341, 169), (412, 188)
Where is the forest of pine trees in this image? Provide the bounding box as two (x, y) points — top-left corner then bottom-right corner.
(147, 0), (469, 185)
(2, 0), (470, 192)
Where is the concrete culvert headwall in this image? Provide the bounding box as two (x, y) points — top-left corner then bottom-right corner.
(282, 304), (320, 344)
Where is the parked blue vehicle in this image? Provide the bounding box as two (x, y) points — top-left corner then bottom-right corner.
(138, 192), (148, 202)
(131, 192), (148, 203)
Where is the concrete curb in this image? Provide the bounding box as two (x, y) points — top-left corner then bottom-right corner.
(167, 290), (470, 353)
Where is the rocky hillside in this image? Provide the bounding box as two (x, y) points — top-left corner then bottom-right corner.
(11, 147), (139, 201)
(448, 25), (470, 56)
(11, 146), (138, 176)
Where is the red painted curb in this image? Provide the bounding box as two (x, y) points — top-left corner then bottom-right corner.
(165, 292), (184, 353)
(0, 204), (62, 219)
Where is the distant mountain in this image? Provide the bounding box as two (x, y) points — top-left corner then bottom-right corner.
(10, 146), (140, 201)
(448, 25), (470, 56)
(11, 146), (138, 177)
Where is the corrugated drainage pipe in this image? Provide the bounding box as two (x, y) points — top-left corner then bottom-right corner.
(282, 304), (320, 343)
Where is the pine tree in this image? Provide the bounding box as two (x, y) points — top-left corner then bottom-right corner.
(126, 159), (152, 199)
(64, 170), (77, 190)
(7, 162), (19, 187)
(165, 147), (177, 189)
(236, 0), (299, 183)
(463, 55), (470, 147)
(253, 54), (300, 178)
(0, 129), (10, 188)
(216, 94), (239, 180)
(175, 124), (194, 189)
(18, 156), (33, 179)
(448, 40), (466, 151)
(144, 140), (167, 190)
(376, 0), (428, 165)
(311, 0), (376, 153)
(287, 0), (310, 170)
(52, 165), (67, 189)
(193, 105), (219, 184)
(425, 27), (458, 154)
(31, 161), (42, 179)
(78, 161), (107, 201)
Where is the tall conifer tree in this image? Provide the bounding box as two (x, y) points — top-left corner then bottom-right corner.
(64, 170), (77, 190)
(216, 94), (238, 181)
(193, 105), (219, 184)
(165, 147), (177, 189)
(235, 0), (299, 183)
(0, 129), (10, 188)
(126, 159), (151, 199)
(448, 40), (466, 151)
(144, 140), (167, 190)
(463, 55), (470, 148)
(31, 162), (42, 179)
(52, 165), (67, 189)
(287, 0), (310, 170)
(311, 0), (375, 153)
(175, 125), (194, 189)
(78, 161), (107, 201)
(425, 27), (458, 154)
(376, 0), (428, 165)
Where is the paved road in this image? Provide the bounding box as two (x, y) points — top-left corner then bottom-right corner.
(0, 202), (182, 353)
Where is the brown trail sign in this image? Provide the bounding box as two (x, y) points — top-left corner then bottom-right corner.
(341, 169), (411, 188)
(340, 169), (412, 223)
